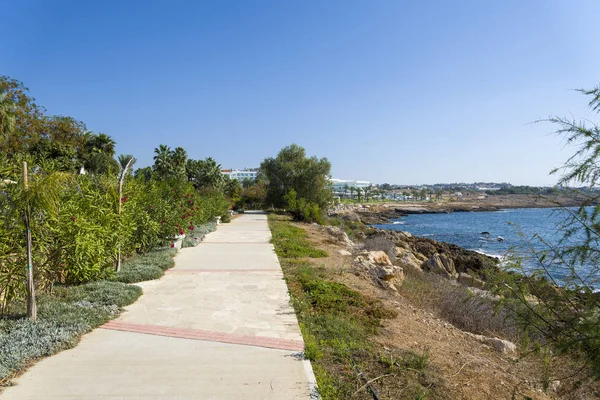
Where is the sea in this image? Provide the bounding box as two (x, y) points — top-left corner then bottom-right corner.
(373, 207), (599, 288)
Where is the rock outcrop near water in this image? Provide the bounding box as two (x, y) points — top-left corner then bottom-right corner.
(364, 229), (498, 284)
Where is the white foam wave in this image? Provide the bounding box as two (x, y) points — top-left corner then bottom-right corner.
(472, 249), (504, 261)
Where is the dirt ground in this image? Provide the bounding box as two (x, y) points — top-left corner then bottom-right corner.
(295, 221), (600, 400)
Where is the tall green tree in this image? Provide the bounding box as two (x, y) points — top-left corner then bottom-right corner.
(260, 144), (332, 209)
(171, 147), (188, 180)
(0, 91), (16, 139)
(153, 144), (174, 179)
(0, 76), (46, 156)
(187, 157), (225, 189)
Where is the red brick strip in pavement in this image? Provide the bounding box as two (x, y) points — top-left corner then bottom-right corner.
(166, 269), (280, 274)
(101, 321), (305, 352)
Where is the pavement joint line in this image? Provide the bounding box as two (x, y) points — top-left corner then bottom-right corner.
(101, 321), (305, 352)
(200, 242), (272, 244)
(166, 268), (282, 273)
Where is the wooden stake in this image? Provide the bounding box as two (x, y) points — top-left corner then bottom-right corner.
(23, 162), (37, 321)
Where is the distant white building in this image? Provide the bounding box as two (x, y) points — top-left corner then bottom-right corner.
(222, 168), (259, 181)
(330, 179), (372, 196)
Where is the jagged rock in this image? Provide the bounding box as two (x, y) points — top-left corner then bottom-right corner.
(415, 242), (437, 258)
(325, 226), (354, 248)
(458, 272), (486, 289)
(353, 251), (404, 291)
(341, 212), (361, 222)
(363, 229), (498, 288)
(396, 247), (423, 275)
(367, 250), (392, 266)
(338, 249), (352, 256)
(422, 253), (457, 278)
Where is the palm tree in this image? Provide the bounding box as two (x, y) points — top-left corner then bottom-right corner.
(200, 157), (225, 189)
(89, 133), (116, 155)
(364, 187), (372, 202)
(356, 187), (363, 202)
(153, 144), (173, 179)
(349, 186), (355, 201)
(343, 184), (349, 199)
(172, 147), (188, 179)
(118, 154), (135, 171)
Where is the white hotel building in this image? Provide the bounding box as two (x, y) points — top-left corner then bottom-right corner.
(221, 169), (259, 181)
(330, 179), (372, 196)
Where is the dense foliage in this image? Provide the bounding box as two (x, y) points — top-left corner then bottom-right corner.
(260, 144), (331, 222)
(0, 76), (231, 313)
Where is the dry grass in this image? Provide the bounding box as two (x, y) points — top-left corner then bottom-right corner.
(399, 272), (522, 343)
(363, 235), (397, 263)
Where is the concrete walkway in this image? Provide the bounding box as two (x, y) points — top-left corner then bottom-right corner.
(2, 211), (316, 400)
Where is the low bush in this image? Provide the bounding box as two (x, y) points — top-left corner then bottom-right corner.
(112, 248), (176, 283)
(285, 189), (324, 224)
(220, 212), (232, 223)
(113, 263), (163, 284)
(0, 281), (141, 382)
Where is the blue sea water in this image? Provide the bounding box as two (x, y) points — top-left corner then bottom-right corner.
(373, 207), (598, 287)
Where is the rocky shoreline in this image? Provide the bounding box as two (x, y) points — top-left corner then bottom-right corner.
(329, 193), (587, 224)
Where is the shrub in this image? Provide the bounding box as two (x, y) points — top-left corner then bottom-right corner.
(285, 188), (324, 224)
(0, 156), (229, 311)
(220, 212), (232, 223)
(112, 248), (176, 283)
(113, 263), (163, 283)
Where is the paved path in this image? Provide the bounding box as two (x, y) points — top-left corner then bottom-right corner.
(2, 211), (316, 400)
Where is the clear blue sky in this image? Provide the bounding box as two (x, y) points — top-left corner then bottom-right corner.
(2, 0), (599, 185)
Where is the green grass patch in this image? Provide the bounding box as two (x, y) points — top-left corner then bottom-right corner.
(0, 281), (141, 383)
(269, 215), (328, 258)
(112, 247), (176, 283)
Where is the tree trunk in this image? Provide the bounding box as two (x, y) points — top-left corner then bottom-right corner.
(23, 162), (37, 321)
